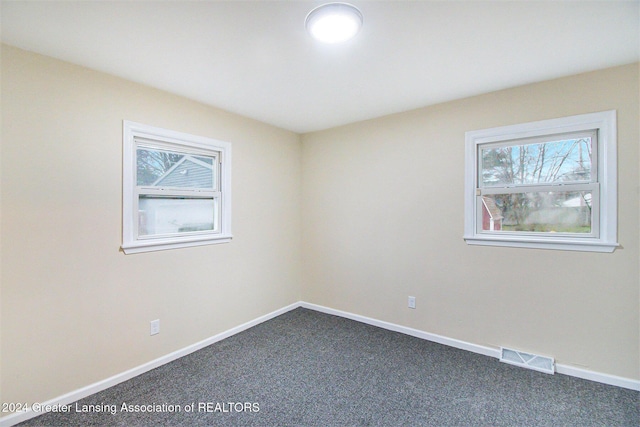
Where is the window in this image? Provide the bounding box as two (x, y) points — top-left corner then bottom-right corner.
(122, 121), (232, 254)
(464, 110), (617, 252)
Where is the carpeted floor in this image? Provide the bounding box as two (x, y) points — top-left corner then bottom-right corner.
(18, 308), (640, 426)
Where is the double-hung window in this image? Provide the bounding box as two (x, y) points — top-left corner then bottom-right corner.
(122, 121), (232, 254)
(464, 110), (617, 252)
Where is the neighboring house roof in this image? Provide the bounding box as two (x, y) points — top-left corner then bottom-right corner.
(153, 155), (214, 188)
(481, 196), (503, 220)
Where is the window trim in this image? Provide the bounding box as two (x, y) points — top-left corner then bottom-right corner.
(464, 110), (618, 252)
(122, 121), (232, 254)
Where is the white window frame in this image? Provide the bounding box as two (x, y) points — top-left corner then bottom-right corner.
(464, 110), (618, 252)
(122, 121), (232, 254)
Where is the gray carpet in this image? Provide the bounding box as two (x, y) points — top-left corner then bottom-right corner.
(18, 308), (640, 426)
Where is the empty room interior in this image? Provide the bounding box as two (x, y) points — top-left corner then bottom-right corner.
(1, 1), (639, 426)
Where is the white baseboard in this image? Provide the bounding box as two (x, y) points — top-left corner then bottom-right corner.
(300, 302), (501, 358)
(2, 300), (638, 427)
(0, 302), (300, 427)
(301, 302), (640, 392)
(555, 363), (640, 391)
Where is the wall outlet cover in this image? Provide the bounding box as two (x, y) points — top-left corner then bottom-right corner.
(150, 319), (160, 335)
(408, 296), (416, 309)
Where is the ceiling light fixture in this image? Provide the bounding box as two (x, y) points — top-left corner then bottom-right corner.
(305, 2), (363, 44)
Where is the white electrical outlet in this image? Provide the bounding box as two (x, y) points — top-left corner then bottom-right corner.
(150, 319), (160, 336)
(408, 296), (416, 309)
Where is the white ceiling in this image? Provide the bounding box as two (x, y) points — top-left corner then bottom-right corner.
(2, 1), (638, 133)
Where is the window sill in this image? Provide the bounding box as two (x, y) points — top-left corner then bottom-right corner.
(463, 235), (618, 253)
(122, 234), (232, 254)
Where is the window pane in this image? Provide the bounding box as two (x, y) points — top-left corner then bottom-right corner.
(138, 196), (217, 237)
(137, 148), (215, 189)
(481, 137), (592, 187)
(480, 191), (592, 234)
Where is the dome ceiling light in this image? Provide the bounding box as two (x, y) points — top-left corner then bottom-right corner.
(305, 3), (363, 44)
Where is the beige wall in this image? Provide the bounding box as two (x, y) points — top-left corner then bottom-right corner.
(302, 63), (640, 380)
(0, 45), (302, 406)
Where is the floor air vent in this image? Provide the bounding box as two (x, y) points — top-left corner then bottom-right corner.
(500, 347), (555, 374)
